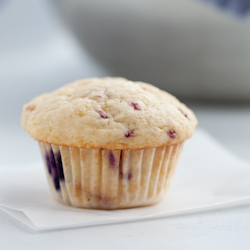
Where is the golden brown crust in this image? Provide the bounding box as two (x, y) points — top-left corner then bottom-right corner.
(21, 77), (197, 149)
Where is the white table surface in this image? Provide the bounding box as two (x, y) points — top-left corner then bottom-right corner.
(1, 105), (250, 250)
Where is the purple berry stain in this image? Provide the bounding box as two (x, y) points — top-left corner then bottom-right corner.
(97, 195), (110, 205)
(119, 152), (133, 180)
(129, 102), (141, 110)
(54, 151), (64, 181)
(125, 129), (134, 138)
(45, 149), (65, 191)
(168, 129), (177, 139)
(120, 172), (133, 180)
(108, 151), (117, 169)
(97, 110), (108, 118)
(45, 151), (52, 175)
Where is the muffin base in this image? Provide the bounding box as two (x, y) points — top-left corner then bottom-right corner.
(39, 142), (184, 209)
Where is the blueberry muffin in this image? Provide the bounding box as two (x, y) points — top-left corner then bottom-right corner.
(21, 77), (197, 209)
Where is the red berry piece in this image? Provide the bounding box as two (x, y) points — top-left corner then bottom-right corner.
(129, 102), (141, 110)
(125, 129), (135, 138)
(168, 129), (177, 139)
(97, 110), (108, 118)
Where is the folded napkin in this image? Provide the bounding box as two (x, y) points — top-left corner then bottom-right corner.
(1, 129), (250, 232)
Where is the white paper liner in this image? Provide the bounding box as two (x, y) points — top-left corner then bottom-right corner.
(2, 129), (250, 231)
(39, 142), (184, 209)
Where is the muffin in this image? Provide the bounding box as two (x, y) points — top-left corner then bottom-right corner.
(21, 77), (197, 209)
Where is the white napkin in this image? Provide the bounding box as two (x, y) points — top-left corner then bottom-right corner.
(1, 129), (250, 232)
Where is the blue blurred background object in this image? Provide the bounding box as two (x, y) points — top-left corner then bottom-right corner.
(203, 0), (250, 16)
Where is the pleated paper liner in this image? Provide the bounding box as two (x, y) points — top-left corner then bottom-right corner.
(39, 141), (184, 209)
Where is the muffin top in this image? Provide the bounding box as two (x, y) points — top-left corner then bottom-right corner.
(21, 77), (197, 149)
